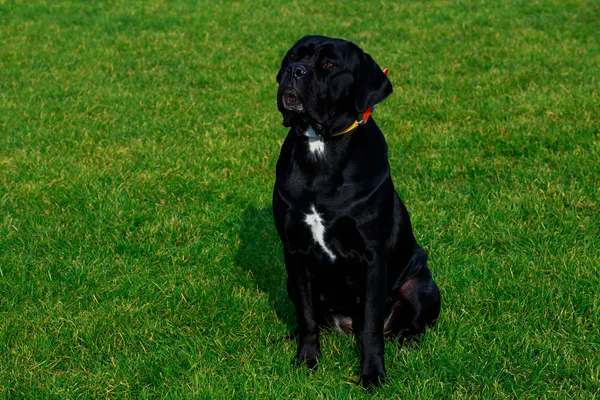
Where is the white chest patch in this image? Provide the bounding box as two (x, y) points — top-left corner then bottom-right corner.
(304, 204), (336, 262)
(305, 126), (325, 157)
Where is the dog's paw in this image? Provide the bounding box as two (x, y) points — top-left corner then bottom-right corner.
(360, 364), (386, 388)
(294, 344), (321, 370)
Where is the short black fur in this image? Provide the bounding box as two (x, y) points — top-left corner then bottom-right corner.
(273, 35), (441, 388)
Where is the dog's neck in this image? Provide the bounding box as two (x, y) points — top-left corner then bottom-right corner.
(297, 105), (376, 143)
(304, 125), (327, 157)
(285, 119), (388, 187)
(300, 123), (362, 162)
(330, 105), (375, 138)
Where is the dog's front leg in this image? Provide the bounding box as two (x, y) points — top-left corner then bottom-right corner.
(285, 251), (321, 369)
(359, 256), (387, 387)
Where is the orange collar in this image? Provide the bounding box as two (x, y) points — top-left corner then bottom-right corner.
(330, 106), (374, 137)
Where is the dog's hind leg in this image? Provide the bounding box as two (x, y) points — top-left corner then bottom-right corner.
(384, 248), (441, 340)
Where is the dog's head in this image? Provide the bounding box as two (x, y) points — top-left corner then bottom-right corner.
(277, 35), (392, 137)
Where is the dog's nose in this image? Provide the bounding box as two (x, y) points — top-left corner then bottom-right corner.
(288, 64), (307, 79)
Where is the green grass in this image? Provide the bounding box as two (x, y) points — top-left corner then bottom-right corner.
(1, 0), (598, 397)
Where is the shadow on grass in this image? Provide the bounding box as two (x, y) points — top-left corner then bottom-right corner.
(235, 205), (296, 332)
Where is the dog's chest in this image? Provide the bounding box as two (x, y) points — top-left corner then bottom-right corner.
(303, 204), (336, 262)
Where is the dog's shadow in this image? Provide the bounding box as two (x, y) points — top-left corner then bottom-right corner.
(235, 205), (296, 332)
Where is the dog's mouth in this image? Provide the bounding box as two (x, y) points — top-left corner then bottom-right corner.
(281, 88), (304, 112)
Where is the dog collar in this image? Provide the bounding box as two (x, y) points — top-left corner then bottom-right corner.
(330, 68), (389, 138)
(330, 105), (375, 137)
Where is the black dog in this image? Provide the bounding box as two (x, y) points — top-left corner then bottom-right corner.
(273, 35), (440, 387)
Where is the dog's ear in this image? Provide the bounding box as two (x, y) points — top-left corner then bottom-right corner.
(276, 61), (284, 83)
(276, 64), (283, 83)
(355, 51), (393, 113)
(276, 50), (290, 83)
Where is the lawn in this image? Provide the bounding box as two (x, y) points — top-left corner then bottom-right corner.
(0, 0), (598, 398)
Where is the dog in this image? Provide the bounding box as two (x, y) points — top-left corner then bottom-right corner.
(272, 35), (441, 388)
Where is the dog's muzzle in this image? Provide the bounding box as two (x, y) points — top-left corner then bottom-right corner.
(281, 87), (304, 112)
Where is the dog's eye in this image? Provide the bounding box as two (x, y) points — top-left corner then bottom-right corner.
(324, 60), (336, 69)
(289, 52), (295, 60)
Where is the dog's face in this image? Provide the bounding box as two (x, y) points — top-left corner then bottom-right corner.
(277, 35), (392, 137)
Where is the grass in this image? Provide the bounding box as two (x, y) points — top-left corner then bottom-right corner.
(0, 0), (598, 398)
